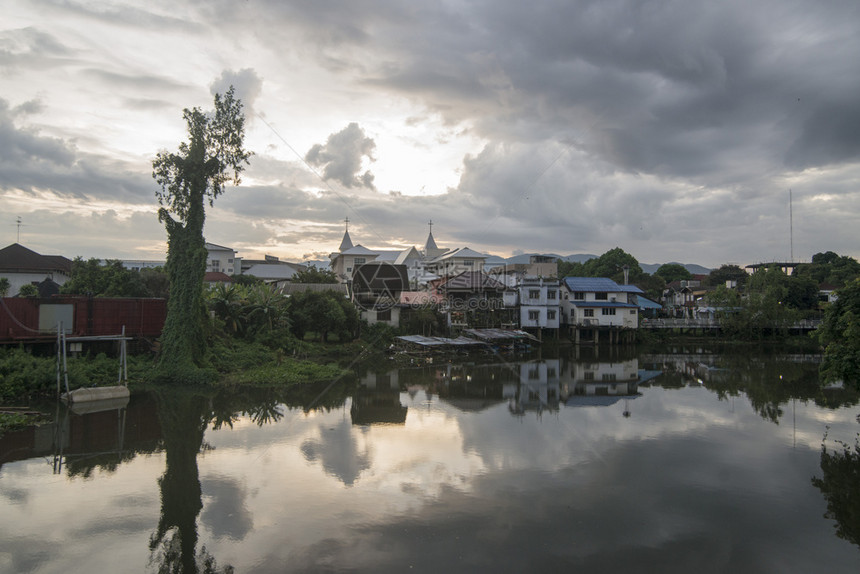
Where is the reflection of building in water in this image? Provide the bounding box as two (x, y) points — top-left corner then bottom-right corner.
(435, 363), (512, 412)
(350, 370), (408, 425)
(509, 359), (561, 416)
(561, 358), (642, 408)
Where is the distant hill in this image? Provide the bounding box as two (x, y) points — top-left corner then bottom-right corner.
(640, 262), (712, 275)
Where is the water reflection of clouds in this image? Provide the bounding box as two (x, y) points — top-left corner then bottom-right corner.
(201, 476), (254, 540)
(300, 417), (371, 487)
(0, 456), (161, 573)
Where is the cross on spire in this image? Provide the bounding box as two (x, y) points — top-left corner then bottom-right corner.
(344, 217), (350, 231)
(428, 219), (433, 234)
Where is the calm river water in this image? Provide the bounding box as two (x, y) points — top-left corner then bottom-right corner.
(1, 345), (859, 573)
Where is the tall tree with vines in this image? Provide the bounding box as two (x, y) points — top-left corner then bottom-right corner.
(152, 87), (251, 380)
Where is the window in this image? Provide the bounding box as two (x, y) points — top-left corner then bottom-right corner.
(528, 310), (540, 321)
(584, 371), (595, 380)
(574, 292), (585, 300)
(377, 309), (391, 321)
(529, 289), (540, 299)
(630, 310), (637, 315)
(583, 309), (594, 317)
(595, 292), (608, 300)
(602, 308), (616, 316)
(547, 290), (556, 300)
(346, 267), (352, 273)
(463, 260), (474, 267)
(601, 373), (617, 381)
(354, 258), (366, 266)
(547, 310), (556, 320)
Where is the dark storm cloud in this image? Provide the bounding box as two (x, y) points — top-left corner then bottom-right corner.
(0, 97), (152, 203)
(0, 98), (76, 167)
(785, 100), (860, 169)
(305, 123), (377, 190)
(249, 0), (860, 181)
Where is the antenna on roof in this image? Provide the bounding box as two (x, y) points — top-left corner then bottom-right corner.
(15, 216), (23, 243)
(789, 189), (794, 262)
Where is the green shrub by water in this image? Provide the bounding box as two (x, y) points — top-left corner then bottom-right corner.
(0, 348), (155, 403)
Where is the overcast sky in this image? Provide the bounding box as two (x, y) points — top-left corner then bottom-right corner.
(2, 0), (859, 269)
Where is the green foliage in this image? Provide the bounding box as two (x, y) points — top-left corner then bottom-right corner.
(140, 267), (169, 298)
(817, 278), (860, 389)
(288, 290), (357, 342)
(222, 359), (349, 386)
(811, 433), (860, 548)
(0, 348), (154, 402)
(360, 321), (397, 349)
(706, 264), (748, 288)
(61, 258), (152, 297)
(558, 248), (644, 284)
(292, 265), (338, 284)
(747, 265), (818, 310)
(633, 273), (666, 302)
(152, 87), (251, 379)
(0, 411), (50, 436)
(18, 283), (39, 297)
(0, 348), (56, 401)
(231, 273), (262, 287)
(400, 306), (444, 336)
(0, 277), (10, 296)
(796, 251), (860, 288)
(707, 284), (741, 310)
(711, 266), (810, 340)
(585, 247), (644, 283)
(205, 282), (293, 347)
(655, 263), (692, 284)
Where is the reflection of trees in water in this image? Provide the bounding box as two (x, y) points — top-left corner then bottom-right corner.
(643, 347), (859, 424)
(150, 388), (232, 574)
(812, 431), (860, 549)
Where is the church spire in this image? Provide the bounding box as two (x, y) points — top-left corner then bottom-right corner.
(338, 217), (353, 252)
(424, 219), (442, 257)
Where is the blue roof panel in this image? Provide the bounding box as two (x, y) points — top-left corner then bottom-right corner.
(563, 276), (644, 294)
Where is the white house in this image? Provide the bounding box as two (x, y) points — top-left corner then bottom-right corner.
(560, 277), (642, 329)
(0, 243), (72, 296)
(560, 277), (643, 344)
(425, 247), (488, 278)
(506, 277), (561, 330)
(205, 242), (240, 275)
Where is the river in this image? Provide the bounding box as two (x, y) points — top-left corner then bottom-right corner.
(1, 345), (859, 573)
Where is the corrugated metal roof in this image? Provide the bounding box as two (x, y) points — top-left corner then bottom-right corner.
(395, 335), (487, 347)
(563, 277), (643, 294)
(638, 297), (663, 310)
(570, 301), (638, 308)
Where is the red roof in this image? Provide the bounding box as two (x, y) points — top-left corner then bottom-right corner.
(204, 271), (233, 283)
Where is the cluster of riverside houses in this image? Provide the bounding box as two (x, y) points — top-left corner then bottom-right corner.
(0, 222), (658, 343)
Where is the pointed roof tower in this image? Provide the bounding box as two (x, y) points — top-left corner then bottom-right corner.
(423, 220), (444, 258)
(338, 217), (354, 252)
